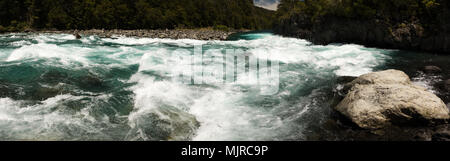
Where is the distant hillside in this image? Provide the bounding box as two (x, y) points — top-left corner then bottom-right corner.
(274, 0), (450, 53)
(0, 0), (275, 32)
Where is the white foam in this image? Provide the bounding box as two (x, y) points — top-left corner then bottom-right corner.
(0, 33), (393, 140)
(189, 89), (284, 141)
(9, 40), (32, 47)
(33, 34), (76, 43)
(6, 43), (91, 66)
(127, 48), (280, 140)
(0, 94), (113, 140)
(314, 44), (387, 76)
(412, 72), (441, 94)
(102, 36), (207, 47)
(223, 34), (388, 77)
(123, 33), (390, 140)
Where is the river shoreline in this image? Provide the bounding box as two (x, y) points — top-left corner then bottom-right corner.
(12, 29), (249, 40)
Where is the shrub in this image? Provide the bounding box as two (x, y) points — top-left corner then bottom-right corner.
(0, 25), (5, 33)
(213, 25), (229, 31)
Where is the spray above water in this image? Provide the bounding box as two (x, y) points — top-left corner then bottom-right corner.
(0, 33), (392, 140)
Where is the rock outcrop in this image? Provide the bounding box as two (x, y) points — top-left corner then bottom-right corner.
(336, 69), (450, 129)
(274, 15), (450, 53)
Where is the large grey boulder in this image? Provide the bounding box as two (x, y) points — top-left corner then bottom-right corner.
(336, 69), (449, 129)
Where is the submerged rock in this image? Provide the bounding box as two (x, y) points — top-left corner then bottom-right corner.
(336, 76), (358, 84)
(435, 79), (450, 104)
(0, 82), (22, 99)
(74, 33), (81, 39)
(78, 74), (104, 89)
(432, 125), (450, 141)
(40, 29), (239, 40)
(336, 76), (357, 96)
(40, 70), (69, 84)
(422, 65), (442, 74)
(32, 86), (64, 100)
(336, 69), (449, 130)
(331, 76), (358, 107)
(127, 106), (200, 141)
(444, 79), (450, 92)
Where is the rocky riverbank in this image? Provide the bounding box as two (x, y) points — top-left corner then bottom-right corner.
(274, 15), (450, 54)
(274, 0), (450, 54)
(28, 29), (243, 40)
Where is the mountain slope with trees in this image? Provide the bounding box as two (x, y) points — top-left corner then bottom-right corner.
(274, 0), (450, 53)
(0, 0), (275, 32)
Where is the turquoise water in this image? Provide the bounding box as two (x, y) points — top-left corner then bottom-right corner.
(0, 32), (447, 140)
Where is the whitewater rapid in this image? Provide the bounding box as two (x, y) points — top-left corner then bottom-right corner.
(0, 33), (395, 140)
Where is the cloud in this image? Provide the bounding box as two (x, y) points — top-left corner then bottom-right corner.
(254, 0), (279, 10)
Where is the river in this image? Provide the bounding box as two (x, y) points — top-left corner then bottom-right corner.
(0, 32), (448, 140)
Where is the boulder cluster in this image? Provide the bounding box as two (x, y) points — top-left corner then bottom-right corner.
(44, 29), (236, 40)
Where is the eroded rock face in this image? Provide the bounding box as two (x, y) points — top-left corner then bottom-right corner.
(336, 69), (450, 129)
(274, 15), (450, 53)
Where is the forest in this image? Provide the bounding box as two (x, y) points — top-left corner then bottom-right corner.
(276, 0), (448, 30)
(0, 0), (275, 32)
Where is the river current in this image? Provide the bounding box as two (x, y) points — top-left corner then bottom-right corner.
(0, 32), (448, 140)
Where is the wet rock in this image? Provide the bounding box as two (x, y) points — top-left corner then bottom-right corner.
(432, 133), (450, 141)
(74, 33), (82, 39)
(0, 83), (21, 99)
(333, 76), (358, 100)
(40, 70), (68, 84)
(432, 131), (450, 141)
(32, 86), (65, 100)
(39, 29), (237, 40)
(422, 65), (442, 74)
(444, 79), (450, 91)
(337, 76), (358, 84)
(2, 81), (68, 101)
(336, 69), (450, 130)
(127, 106), (200, 141)
(24, 28), (34, 33)
(433, 78), (450, 104)
(331, 76), (359, 108)
(336, 76), (357, 94)
(79, 74), (104, 88)
(431, 125), (450, 141)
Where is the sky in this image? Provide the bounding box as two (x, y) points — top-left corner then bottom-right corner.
(254, 0), (280, 10)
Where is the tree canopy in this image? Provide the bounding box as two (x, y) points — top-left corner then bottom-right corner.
(276, 0), (448, 29)
(0, 0), (275, 32)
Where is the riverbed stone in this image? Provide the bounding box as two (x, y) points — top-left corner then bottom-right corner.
(422, 65), (442, 74)
(336, 69), (450, 129)
(38, 29), (240, 40)
(127, 106), (200, 141)
(444, 79), (450, 91)
(32, 86), (64, 100)
(74, 33), (81, 39)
